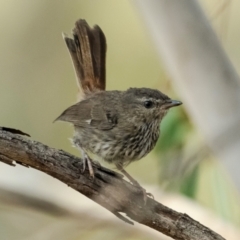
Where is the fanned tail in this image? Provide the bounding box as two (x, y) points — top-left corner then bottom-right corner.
(63, 19), (107, 98)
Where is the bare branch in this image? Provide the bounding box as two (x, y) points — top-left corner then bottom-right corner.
(0, 129), (225, 240)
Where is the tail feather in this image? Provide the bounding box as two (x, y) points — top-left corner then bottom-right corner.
(63, 19), (106, 96)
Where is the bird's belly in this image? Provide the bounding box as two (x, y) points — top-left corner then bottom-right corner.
(74, 124), (160, 165)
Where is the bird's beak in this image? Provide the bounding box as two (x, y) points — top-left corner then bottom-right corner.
(162, 99), (182, 109)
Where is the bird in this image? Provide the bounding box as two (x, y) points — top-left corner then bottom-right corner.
(55, 19), (182, 201)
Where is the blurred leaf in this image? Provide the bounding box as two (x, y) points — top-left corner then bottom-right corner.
(155, 106), (200, 199)
(156, 108), (191, 153)
(179, 163), (199, 198)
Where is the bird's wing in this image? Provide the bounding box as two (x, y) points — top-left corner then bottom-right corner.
(55, 99), (117, 130)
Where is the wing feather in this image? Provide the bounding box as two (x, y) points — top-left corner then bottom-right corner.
(55, 99), (117, 130)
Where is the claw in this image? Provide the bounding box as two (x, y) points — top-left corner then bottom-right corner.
(146, 192), (154, 200)
(77, 146), (95, 178)
(138, 186), (154, 205)
(86, 156), (95, 179)
(82, 157), (86, 173)
(115, 163), (154, 204)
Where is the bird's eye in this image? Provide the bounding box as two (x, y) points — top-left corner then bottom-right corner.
(144, 100), (153, 109)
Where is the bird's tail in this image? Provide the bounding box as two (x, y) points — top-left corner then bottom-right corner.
(63, 19), (107, 99)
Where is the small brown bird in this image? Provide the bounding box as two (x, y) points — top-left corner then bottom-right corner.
(55, 19), (182, 199)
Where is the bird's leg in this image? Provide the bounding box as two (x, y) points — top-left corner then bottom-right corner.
(84, 153), (95, 178)
(117, 166), (141, 187)
(77, 147), (95, 178)
(115, 164), (154, 203)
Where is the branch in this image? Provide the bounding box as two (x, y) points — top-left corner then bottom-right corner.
(0, 129), (225, 240)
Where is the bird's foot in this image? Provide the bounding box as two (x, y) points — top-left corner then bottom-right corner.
(115, 164), (154, 204)
(82, 154), (95, 179)
(141, 187), (154, 203)
(132, 181), (154, 204)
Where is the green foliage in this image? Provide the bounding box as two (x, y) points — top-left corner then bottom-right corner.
(156, 107), (191, 153)
(155, 107), (199, 198)
(179, 163), (199, 198)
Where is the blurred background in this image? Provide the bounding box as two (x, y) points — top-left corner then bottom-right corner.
(0, 0), (240, 239)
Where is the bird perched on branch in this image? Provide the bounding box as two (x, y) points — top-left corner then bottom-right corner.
(55, 19), (182, 202)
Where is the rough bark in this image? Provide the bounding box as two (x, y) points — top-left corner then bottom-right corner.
(0, 129), (225, 240)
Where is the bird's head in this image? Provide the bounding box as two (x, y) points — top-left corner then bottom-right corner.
(122, 88), (182, 123)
